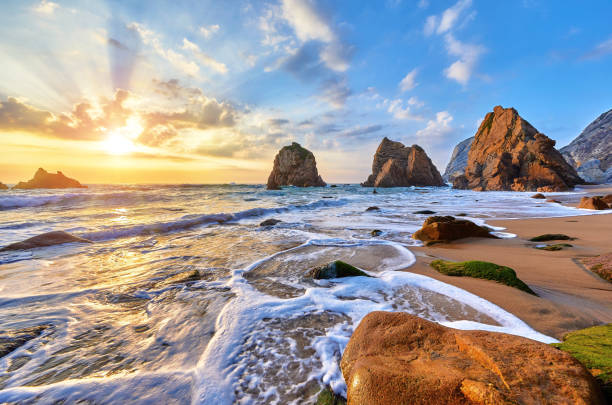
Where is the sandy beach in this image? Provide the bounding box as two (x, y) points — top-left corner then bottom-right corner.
(409, 187), (612, 340)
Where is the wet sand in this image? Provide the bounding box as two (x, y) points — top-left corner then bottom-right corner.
(407, 187), (612, 340)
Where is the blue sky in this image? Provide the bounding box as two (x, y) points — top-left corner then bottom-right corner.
(0, 0), (611, 183)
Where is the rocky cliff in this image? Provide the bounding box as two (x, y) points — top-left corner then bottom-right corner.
(13, 168), (86, 189)
(453, 106), (583, 191)
(266, 143), (326, 190)
(560, 108), (612, 184)
(361, 137), (444, 187)
(0, 182), (8, 190)
(442, 136), (473, 182)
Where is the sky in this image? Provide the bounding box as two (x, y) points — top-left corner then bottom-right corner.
(1, 0), (611, 184)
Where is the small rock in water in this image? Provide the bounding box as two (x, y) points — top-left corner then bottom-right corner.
(529, 233), (574, 242)
(371, 229), (383, 237)
(365, 206), (380, 211)
(413, 216), (498, 243)
(0, 231), (92, 252)
(260, 218), (282, 227)
(308, 260), (371, 279)
(456, 213), (468, 216)
(578, 196), (609, 210)
(531, 193), (546, 199)
(546, 199), (562, 203)
(414, 210), (436, 215)
(372, 189), (378, 194)
(330, 184), (338, 188)
(322, 196), (334, 199)
(0, 325), (49, 358)
(535, 243), (573, 251)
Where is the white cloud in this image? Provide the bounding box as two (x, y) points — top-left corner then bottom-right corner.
(33, 0), (58, 14)
(387, 98), (423, 121)
(182, 38), (228, 74)
(399, 68), (418, 92)
(281, 0), (334, 43)
(443, 34), (484, 84)
(418, 0), (429, 8)
(199, 24), (220, 39)
(416, 111), (453, 137)
(437, 0), (472, 34)
(423, 15), (438, 36)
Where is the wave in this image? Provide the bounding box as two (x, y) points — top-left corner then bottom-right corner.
(79, 198), (349, 242)
(0, 191), (164, 211)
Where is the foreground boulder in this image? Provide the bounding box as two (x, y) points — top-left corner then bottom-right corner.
(560, 108), (612, 184)
(266, 143), (326, 190)
(361, 138), (445, 187)
(341, 312), (604, 405)
(413, 216), (498, 242)
(578, 196), (609, 210)
(307, 261), (370, 279)
(0, 231), (92, 252)
(443, 136), (474, 182)
(13, 168), (86, 189)
(454, 106), (583, 191)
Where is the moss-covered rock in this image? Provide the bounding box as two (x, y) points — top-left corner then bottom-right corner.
(316, 387), (346, 405)
(371, 229), (382, 237)
(529, 233), (574, 242)
(553, 323), (612, 401)
(535, 243), (573, 251)
(308, 261), (371, 279)
(430, 260), (536, 295)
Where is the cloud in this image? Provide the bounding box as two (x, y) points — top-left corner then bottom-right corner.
(33, 0), (58, 14)
(416, 111), (454, 137)
(342, 124), (383, 138)
(583, 36), (612, 59)
(399, 68), (418, 92)
(281, 0), (334, 43)
(199, 24), (220, 39)
(182, 38), (228, 74)
(268, 118), (290, 127)
(436, 0), (472, 34)
(320, 77), (351, 109)
(386, 98), (424, 121)
(443, 34), (484, 84)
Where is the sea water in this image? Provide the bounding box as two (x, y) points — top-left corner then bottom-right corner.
(0, 184), (599, 404)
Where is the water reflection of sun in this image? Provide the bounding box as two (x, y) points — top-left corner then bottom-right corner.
(103, 117), (143, 156)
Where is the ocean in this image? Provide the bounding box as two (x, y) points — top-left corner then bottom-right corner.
(0, 184), (598, 404)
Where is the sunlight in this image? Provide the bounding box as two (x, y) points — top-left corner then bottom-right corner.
(102, 116), (143, 156)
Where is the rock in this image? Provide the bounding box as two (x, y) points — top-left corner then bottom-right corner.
(529, 233), (574, 242)
(0, 182), (8, 190)
(414, 210), (436, 214)
(155, 269), (201, 288)
(316, 387), (346, 405)
(341, 312), (604, 405)
(259, 218), (282, 226)
(455, 106), (583, 192)
(581, 253), (612, 283)
(531, 193), (546, 199)
(330, 184), (338, 188)
(534, 243), (573, 251)
(371, 229), (383, 237)
(1, 325), (49, 358)
(361, 138), (445, 187)
(443, 136), (474, 182)
(0, 231), (92, 252)
(578, 196), (609, 210)
(365, 206), (379, 211)
(603, 195), (612, 205)
(560, 108), (612, 184)
(412, 216), (498, 242)
(266, 143), (326, 189)
(13, 168), (86, 189)
(372, 189), (378, 194)
(546, 199), (561, 203)
(308, 261), (371, 279)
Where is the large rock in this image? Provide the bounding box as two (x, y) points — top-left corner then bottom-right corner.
(13, 168), (86, 189)
(266, 143), (326, 190)
(0, 182), (8, 190)
(578, 196), (609, 210)
(454, 106), (583, 191)
(413, 215), (498, 242)
(0, 231), (92, 252)
(361, 138), (445, 187)
(443, 136), (474, 182)
(341, 312), (604, 405)
(560, 109), (612, 184)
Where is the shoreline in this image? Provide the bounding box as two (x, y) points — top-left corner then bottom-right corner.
(407, 185), (612, 340)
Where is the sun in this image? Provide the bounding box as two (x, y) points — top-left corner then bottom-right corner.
(104, 133), (135, 155)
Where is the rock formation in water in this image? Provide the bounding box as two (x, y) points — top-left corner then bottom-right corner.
(578, 196), (610, 210)
(341, 312), (605, 405)
(0, 231), (92, 252)
(361, 138), (445, 187)
(266, 143), (326, 190)
(443, 136), (473, 182)
(412, 216), (498, 242)
(453, 106), (583, 192)
(560, 108), (612, 184)
(0, 182), (8, 190)
(13, 168), (86, 189)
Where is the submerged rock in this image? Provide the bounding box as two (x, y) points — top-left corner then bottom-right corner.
(531, 193), (546, 199)
(365, 206), (379, 212)
(535, 243), (573, 251)
(370, 229), (382, 237)
(0, 325), (49, 358)
(13, 168), (86, 189)
(308, 261), (371, 279)
(0, 231), (92, 252)
(412, 216), (498, 242)
(413, 210), (436, 214)
(260, 218), (282, 226)
(454, 106), (583, 192)
(266, 142), (326, 190)
(0, 182), (8, 190)
(341, 312), (604, 405)
(443, 136), (473, 183)
(361, 137), (445, 187)
(579, 196), (610, 210)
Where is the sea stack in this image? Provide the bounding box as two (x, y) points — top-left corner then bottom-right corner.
(266, 142), (326, 190)
(560, 108), (612, 184)
(0, 182), (8, 190)
(443, 136), (473, 183)
(13, 168), (86, 189)
(453, 106), (583, 191)
(361, 137), (444, 187)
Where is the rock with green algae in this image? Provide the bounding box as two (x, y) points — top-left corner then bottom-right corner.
(308, 261), (371, 280)
(553, 323), (612, 402)
(430, 259), (536, 295)
(535, 243), (573, 251)
(316, 387), (346, 405)
(529, 233), (574, 242)
(371, 229), (382, 237)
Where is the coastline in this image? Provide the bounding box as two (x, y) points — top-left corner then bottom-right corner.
(407, 186), (612, 340)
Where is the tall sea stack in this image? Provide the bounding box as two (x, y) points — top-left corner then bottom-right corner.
(266, 143), (326, 190)
(361, 137), (444, 187)
(453, 106), (583, 192)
